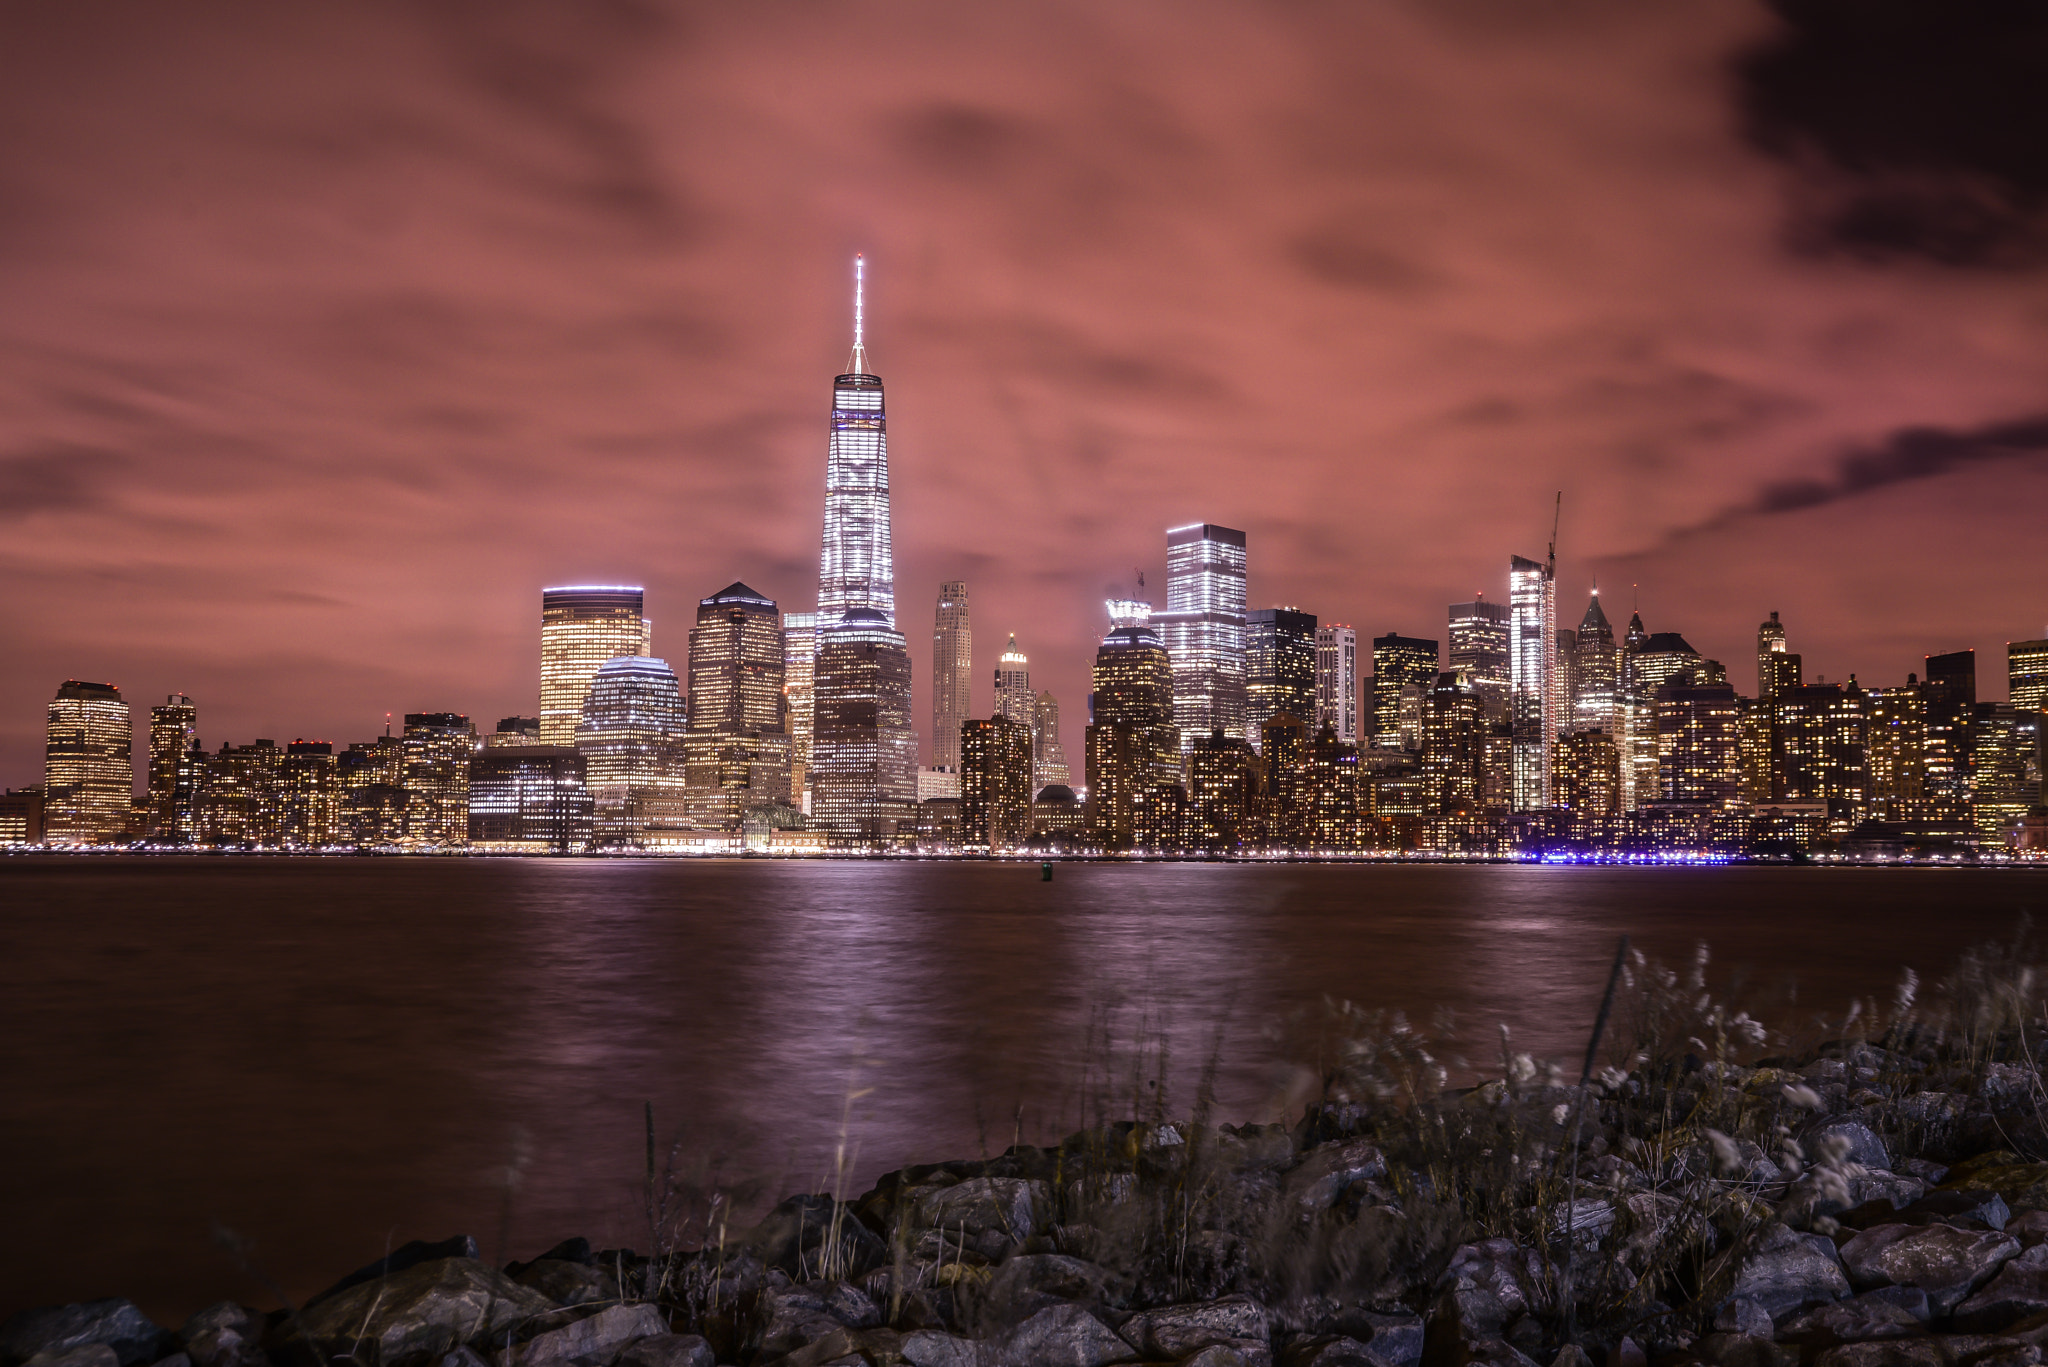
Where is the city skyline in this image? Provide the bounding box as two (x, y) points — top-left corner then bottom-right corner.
(5, 6), (2048, 789)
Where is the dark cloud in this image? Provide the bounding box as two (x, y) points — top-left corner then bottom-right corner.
(1752, 414), (2048, 514)
(0, 446), (128, 519)
(1738, 0), (2048, 266)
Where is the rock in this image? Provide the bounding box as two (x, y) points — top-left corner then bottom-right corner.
(1545, 1199), (1614, 1249)
(497, 1304), (667, 1367)
(1725, 1223), (1851, 1321)
(1351, 1314), (1423, 1367)
(1849, 1171), (1927, 1212)
(1691, 1332), (1796, 1367)
(1805, 1120), (1891, 1173)
(1779, 1290), (1926, 1344)
(285, 1258), (555, 1367)
(1433, 1240), (1539, 1338)
(1838, 1222), (2021, 1312)
(1810, 1338), (1949, 1366)
(612, 1340), (711, 1367)
(305, 1236), (481, 1310)
(759, 1327), (901, 1367)
(754, 1283), (880, 1361)
(2014, 1213), (2048, 1248)
(1956, 1250), (2048, 1332)
(178, 1305), (265, 1367)
(1452, 1343), (1538, 1367)
(0, 1302), (169, 1367)
(1285, 1141), (1388, 1215)
(511, 1262), (617, 1309)
(1118, 1296), (1268, 1360)
(1899, 1190), (2014, 1230)
(1546, 1349), (1593, 1367)
(1944, 1156), (2048, 1215)
(435, 1349), (491, 1367)
(976, 1255), (1119, 1326)
(917, 1178), (1051, 1247)
(22, 1348), (119, 1367)
(747, 1195), (887, 1281)
(898, 1330), (978, 1367)
(1712, 1298), (1773, 1338)
(1181, 1347), (1256, 1367)
(992, 1304), (1137, 1367)
(1278, 1335), (1377, 1367)
(508, 1241), (595, 1275)
(1899, 1160), (1951, 1185)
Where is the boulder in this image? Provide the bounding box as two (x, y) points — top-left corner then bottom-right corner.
(1779, 1290), (1926, 1344)
(976, 1255), (1119, 1326)
(22, 1348), (119, 1367)
(1944, 1156), (2048, 1215)
(1804, 1120), (1891, 1173)
(992, 1304), (1137, 1367)
(497, 1304), (666, 1367)
(177, 1305), (265, 1367)
(917, 1178), (1050, 1247)
(285, 1258), (556, 1367)
(306, 1237), (481, 1310)
(1181, 1347), (1260, 1367)
(746, 1196), (887, 1281)
(1810, 1343), (1949, 1367)
(1712, 1298), (1773, 1338)
(1433, 1241), (1538, 1339)
(754, 1283), (879, 1361)
(1837, 1222), (2020, 1312)
(1450, 1343), (1538, 1367)
(611, 1338), (711, 1367)
(898, 1330), (978, 1367)
(1898, 1190), (2014, 1231)
(1284, 1141), (1387, 1215)
(511, 1262), (617, 1308)
(1350, 1314), (1423, 1367)
(1955, 1247), (2048, 1332)
(0, 1302), (169, 1367)
(1118, 1296), (1268, 1360)
(1725, 1224), (1851, 1321)
(1278, 1336), (1376, 1367)
(1690, 1332), (1796, 1367)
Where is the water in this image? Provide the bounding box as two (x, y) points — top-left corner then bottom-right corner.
(3, 855), (2044, 1322)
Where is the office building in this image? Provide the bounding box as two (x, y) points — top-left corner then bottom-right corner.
(783, 612), (818, 801)
(1032, 690), (1071, 793)
(1370, 634), (1439, 751)
(1188, 730), (1257, 849)
(1300, 727), (1365, 851)
(1419, 673), (1488, 830)
(577, 658), (688, 846)
(469, 747), (594, 852)
(145, 695), (197, 839)
(0, 788), (45, 845)
(401, 713), (475, 847)
(995, 636), (1033, 729)
(1758, 612), (1802, 702)
(1865, 685), (1928, 821)
(484, 717), (540, 749)
(1922, 650), (1977, 825)
(1655, 684), (1744, 810)
(1509, 554), (1556, 809)
(2011, 637), (2048, 713)
(1571, 593), (1617, 734)
(540, 587), (650, 746)
(1084, 603), (1181, 845)
(1448, 597), (1511, 720)
(1556, 729), (1621, 834)
(1247, 607), (1317, 754)
(1030, 785), (1085, 846)
(338, 737), (407, 846)
(1154, 523), (1248, 746)
(276, 741), (339, 847)
(45, 681), (132, 844)
(916, 766), (960, 801)
(1971, 704), (2040, 842)
(810, 257), (917, 844)
(1314, 623), (1359, 744)
(1774, 682), (1869, 831)
(932, 583), (972, 770)
(960, 715), (1032, 851)
(685, 581), (790, 831)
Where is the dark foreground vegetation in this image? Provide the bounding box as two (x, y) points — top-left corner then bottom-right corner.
(18, 939), (2048, 1367)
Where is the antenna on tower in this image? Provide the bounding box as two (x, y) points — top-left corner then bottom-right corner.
(848, 254), (867, 374)
(1547, 490), (1562, 579)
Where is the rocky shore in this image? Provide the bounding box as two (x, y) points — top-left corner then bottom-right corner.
(16, 1016), (2048, 1367)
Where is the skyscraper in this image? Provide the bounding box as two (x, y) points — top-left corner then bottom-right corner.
(1447, 597), (1511, 719)
(1571, 592), (1617, 734)
(1757, 611), (1802, 702)
(468, 747), (594, 852)
(578, 657), (689, 846)
(995, 636), (1033, 730)
(685, 582), (790, 830)
(933, 582), (972, 771)
(147, 694), (196, 838)
(45, 680), (132, 844)
(1370, 634), (1440, 750)
(1509, 554), (1557, 810)
(810, 256), (917, 843)
(1154, 523), (1248, 747)
(1247, 607), (1317, 753)
(1314, 623), (1359, 744)
(540, 586), (651, 746)
(1031, 690), (1071, 792)
(960, 715), (1033, 851)
(1085, 601), (1181, 845)
(783, 612), (817, 802)
(2010, 637), (2048, 713)
(400, 713), (475, 847)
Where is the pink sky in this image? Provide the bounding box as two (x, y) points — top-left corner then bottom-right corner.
(3, 1), (2044, 784)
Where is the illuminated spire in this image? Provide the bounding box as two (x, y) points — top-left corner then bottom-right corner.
(848, 254), (867, 375)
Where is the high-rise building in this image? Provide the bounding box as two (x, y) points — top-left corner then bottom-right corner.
(1300, 726), (1365, 851)
(1556, 729), (1621, 833)
(1509, 555), (1557, 809)
(1449, 597), (1512, 720)
(932, 583), (972, 771)
(1922, 650), (1977, 825)
(782, 612), (818, 802)
(1314, 623), (1359, 744)
(1247, 608), (1318, 754)
(1084, 602), (1182, 846)
(1865, 685), (1927, 821)
(540, 587), (651, 746)
(1773, 681), (1869, 831)
(1419, 673), (1488, 833)
(1154, 523), (1248, 747)
(685, 582), (790, 831)
(1972, 704), (2041, 842)
(338, 737), (407, 847)
(1757, 612), (1802, 702)
(277, 741), (339, 847)
(578, 657), (688, 846)
(995, 636), (1033, 730)
(2010, 637), (2048, 714)
(1655, 685), (1744, 810)
(1188, 730), (1257, 849)
(1031, 690), (1071, 793)
(1571, 593), (1617, 734)
(960, 715), (1033, 851)
(147, 695), (197, 838)
(468, 747), (594, 852)
(810, 256), (917, 845)
(45, 680), (132, 844)
(1370, 634), (1440, 751)
(400, 714), (474, 847)
(484, 717), (542, 749)
(1632, 633), (1709, 696)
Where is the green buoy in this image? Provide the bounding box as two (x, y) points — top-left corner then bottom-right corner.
(1041, 862), (1054, 881)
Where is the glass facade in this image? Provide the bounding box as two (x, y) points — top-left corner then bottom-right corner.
(1447, 598), (1510, 720)
(1154, 523), (1247, 747)
(400, 713), (475, 847)
(960, 715), (1032, 851)
(1508, 555), (1555, 810)
(1031, 689), (1070, 792)
(45, 680), (132, 844)
(147, 694), (196, 838)
(1370, 634), (1439, 751)
(932, 582), (972, 771)
(576, 658), (688, 846)
(539, 587), (651, 746)
(811, 609), (918, 844)
(468, 746), (594, 851)
(1571, 593), (1617, 734)
(2011, 638), (2048, 714)
(1247, 607), (1317, 754)
(817, 371), (894, 628)
(685, 582), (790, 831)
(783, 612), (817, 802)
(1314, 623), (1359, 744)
